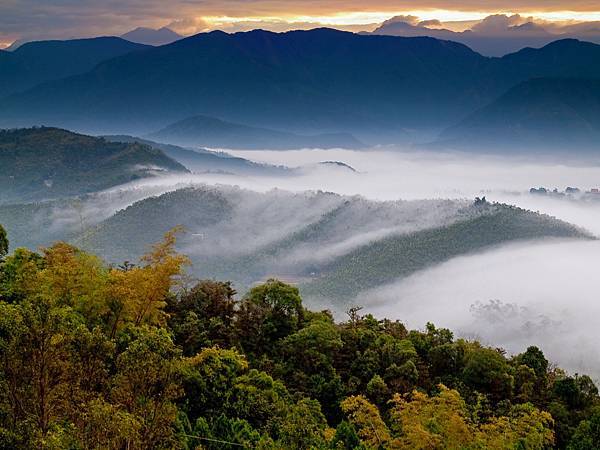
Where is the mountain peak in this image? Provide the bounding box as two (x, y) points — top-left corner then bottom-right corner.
(121, 26), (182, 46)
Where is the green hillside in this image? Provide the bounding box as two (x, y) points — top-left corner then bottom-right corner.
(72, 187), (589, 301)
(0, 127), (187, 203)
(300, 205), (589, 302)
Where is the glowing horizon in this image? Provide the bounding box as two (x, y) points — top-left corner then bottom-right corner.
(4, 5), (600, 46)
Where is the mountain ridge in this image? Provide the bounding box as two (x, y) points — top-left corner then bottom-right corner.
(3, 31), (600, 148)
(436, 77), (600, 152)
(0, 28), (487, 140)
(0, 37), (149, 99)
(148, 114), (365, 150)
(121, 27), (182, 46)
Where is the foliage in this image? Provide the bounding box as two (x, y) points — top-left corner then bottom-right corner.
(0, 224), (597, 448)
(303, 205), (588, 301)
(0, 224), (7, 258)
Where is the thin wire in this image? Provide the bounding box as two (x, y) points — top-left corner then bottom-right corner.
(180, 434), (247, 447)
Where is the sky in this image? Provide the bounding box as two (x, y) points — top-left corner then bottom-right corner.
(3, 0), (600, 47)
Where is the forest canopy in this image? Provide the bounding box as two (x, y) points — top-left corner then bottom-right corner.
(0, 223), (598, 449)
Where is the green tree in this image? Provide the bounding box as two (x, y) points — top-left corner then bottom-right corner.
(332, 420), (362, 450)
(277, 318), (344, 420)
(0, 225), (8, 259)
(167, 280), (236, 356)
(236, 279), (304, 356)
(275, 398), (329, 450)
(0, 248), (43, 303)
(568, 407), (600, 449)
(111, 326), (182, 449)
(462, 346), (514, 402)
(0, 298), (111, 442)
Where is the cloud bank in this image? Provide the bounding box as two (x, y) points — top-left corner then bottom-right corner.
(3, 1), (600, 50)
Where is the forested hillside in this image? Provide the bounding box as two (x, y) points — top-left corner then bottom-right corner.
(73, 187), (588, 303)
(0, 127), (187, 204)
(0, 224), (598, 449)
(301, 204), (588, 301)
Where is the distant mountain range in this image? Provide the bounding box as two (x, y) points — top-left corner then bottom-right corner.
(0, 29), (487, 141)
(0, 37), (148, 98)
(0, 127), (185, 204)
(121, 27), (182, 46)
(371, 15), (600, 57)
(2, 29), (600, 150)
(148, 115), (364, 150)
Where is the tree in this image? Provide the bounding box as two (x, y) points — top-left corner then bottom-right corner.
(275, 398), (330, 450)
(108, 228), (189, 335)
(462, 346), (514, 402)
(568, 407), (600, 449)
(514, 346), (549, 402)
(341, 395), (391, 448)
(0, 225), (8, 259)
(516, 346), (548, 379)
(477, 403), (554, 449)
(277, 319), (344, 420)
(76, 399), (141, 450)
(0, 248), (43, 303)
(111, 326), (182, 449)
(35, 243), (109, 324)
(180, 346), (249, 422)
(388, 386), (475, 449)
(0, 298), (110, 442)
(331, 420), (362, 450)
(235, 279), (304, 356)
(167, 280), (237, 355)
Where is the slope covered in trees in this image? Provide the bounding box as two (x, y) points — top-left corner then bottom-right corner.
(301, 204), (588, 301)
(1, 186), (588, 307)
(0, 127), (187, 204)
(0, 224), (598, 449)
(71, 187), (588, 303)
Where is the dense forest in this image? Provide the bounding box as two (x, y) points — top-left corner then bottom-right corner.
(0, 223), (599, 449)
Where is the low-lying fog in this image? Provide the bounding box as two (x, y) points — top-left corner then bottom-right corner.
(218, 149), (600, 376)
(18, 146), (600, 376)
(360, 239), (600, 377)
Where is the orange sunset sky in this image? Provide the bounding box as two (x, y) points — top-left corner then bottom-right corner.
(3, 0), (600, 47)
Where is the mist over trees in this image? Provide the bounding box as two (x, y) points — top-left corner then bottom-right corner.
(0, 225), (598, 449)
